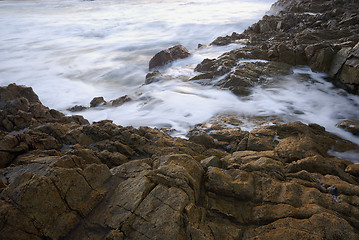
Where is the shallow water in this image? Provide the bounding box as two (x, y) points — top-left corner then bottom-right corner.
(0, 0), (273, 108)
(1, 0), (359, 160)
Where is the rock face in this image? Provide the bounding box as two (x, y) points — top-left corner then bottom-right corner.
(1, 84), (359, 239)
(205, 0), (359, 94)
(149, 45), (191, 70)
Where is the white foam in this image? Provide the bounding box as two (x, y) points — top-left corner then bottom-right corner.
(328, 150), (359, 164)
(1, 0), (359, 161)
(0, 0), (273, 110)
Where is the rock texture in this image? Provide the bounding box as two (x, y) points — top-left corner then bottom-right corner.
(1, 84), (359, 239)
(201, 0), (359, 94)
(149, 45), (191, 70)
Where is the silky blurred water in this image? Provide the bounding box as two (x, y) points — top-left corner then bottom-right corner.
(0, 0), (273, 107)
(1, 0), (359, 156)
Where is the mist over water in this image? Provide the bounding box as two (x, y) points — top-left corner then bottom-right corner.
(1, 0), (359, 154)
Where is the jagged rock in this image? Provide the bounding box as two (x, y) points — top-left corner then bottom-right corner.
(111, 95), (131, 107)
(211, 32), (244, 46)
(329, 47), (352, 77)
(305, 43), (336, 73)
(145, 70), (163, 84)
(207, 0), (359, 95)
(0, 84), (89, 132)
(0, 83), (40, 105)
(67, 105), (88, 112)
(90, 97), (106, 107)
(149, 45), (191, 70)
(338, 42), (359, 93)
(2, 3), (359, 237)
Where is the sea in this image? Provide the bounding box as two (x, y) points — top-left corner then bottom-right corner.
(0, 0), (359, 161)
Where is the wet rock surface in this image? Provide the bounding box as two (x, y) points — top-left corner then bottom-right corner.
(337, 119), (359, 136)
(206, 0), (359, 94)
(1, 84), (359, 239)
(149, 45), (191, 70)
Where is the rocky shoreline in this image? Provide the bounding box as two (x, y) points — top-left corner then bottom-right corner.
(206, 0), (359, 95)
(1, 0), (359, 239)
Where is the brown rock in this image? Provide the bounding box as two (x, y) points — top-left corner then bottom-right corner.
(337, 119), (359, 136)
(329, 47), (352, 77)
(67, 105), (88, 112)
(189, 132), (215, 148)
(145, 70), (163, 84)
(149, 45), (190, 70)
(206, 167), (255, 200)
(345, 164), (359, 177)
(244, 212), (359, 240)
(200, 156), (222, 168)
(90, 97), (106, 107)
(0, 83), (40, 105)
(111, 95), (132, 107)
(1, 172), (80, 239)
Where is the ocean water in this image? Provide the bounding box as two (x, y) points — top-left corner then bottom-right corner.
(1, 0), (359, 159)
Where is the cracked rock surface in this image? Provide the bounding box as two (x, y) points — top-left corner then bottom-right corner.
(1, 83), (359, 239)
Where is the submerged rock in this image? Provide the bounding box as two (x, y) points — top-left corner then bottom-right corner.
(145, 70), (163, 84)
(110, 95), (132, 107)
(191, 57), (292, 96)
(67, 105), (88, 112)
(148, 45), (191, 70)
(337, 119), (359, 136)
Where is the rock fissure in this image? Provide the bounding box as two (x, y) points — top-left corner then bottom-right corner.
(2, 2), (359, 234)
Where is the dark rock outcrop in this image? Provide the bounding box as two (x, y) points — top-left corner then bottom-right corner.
(90, 96), (106, 107)
(149, 45), (191, 70)
(1, 84), (359, 239)
(207, 0), (359, 94)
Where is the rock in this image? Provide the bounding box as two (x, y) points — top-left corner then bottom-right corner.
(1, 93), (359, 239)
(145, 70), (163, 84)
(211, 32), (244, 46)
(0, 83), (40, 106)
(149, 45), (191, 70)
(305, 44), (336, 73)
(197, 43), (207, 49)
(189, 133), (215, 148)
(111, 95), (131, 107)
(67, 105), (88, 112)
(1, 172), (80, 239)
(200, 156), (222, 168)
(337, 119), (359, 136)
(0, 151), (15, 168)
(329, 47), (352, 77)
(338, 42), (359, 93)
(90, 97), (106, 107)
(244, 212), (359, 240)
(2, 1), (359, 237)
(345, 164), (359, 177)
(206, 0), (359, 95)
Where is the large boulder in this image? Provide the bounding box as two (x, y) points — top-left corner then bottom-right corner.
(149, 45), (190, 70)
